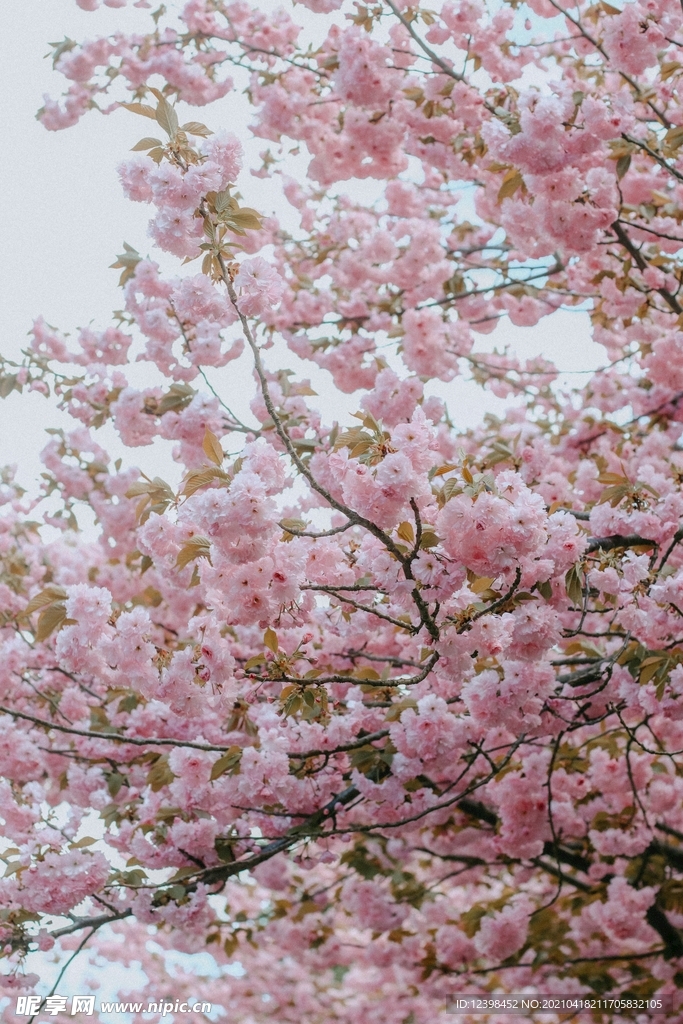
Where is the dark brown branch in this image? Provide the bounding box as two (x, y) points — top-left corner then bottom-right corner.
(468, 567), (522, 626)
(0, 706), (232, 753)
(288, 728), (390, 760)
(611, 221), (683, 314)
(302, 583), (387, 593)
(320, 592), (417, 632)
(557, 664), (607, 688)
(586, 534), (658, 553)
(622, 133), (683, 185)
(530, 857), (593, 893)
(659, 527), (683, 571)
(646, 904), (683, 958)
(383, 0), (464, 81)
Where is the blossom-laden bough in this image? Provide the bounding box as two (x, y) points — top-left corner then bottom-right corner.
(3, 0), (683, 1019)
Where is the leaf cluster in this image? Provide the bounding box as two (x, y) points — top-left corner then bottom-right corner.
(333, 412), (396, 466)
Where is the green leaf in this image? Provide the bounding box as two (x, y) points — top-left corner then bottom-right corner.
(156, 382), (196, 415)
(565, 564), (583, 607)
(165, 884), (186, 901)
(0, 374), (19, 399)
(110, 242), (142, 286)
(616, 153), (631, 180)
(107, 772), (126, 797)
(210, 747), (243, 781)
(281, 692), (303, 718)
(90, 706), (112, 732)
(214, 836), (235, 863)
(146, 756), (175, 792)
(461, 904), (488, 937)
(69, 836), (96, 849)
(47, 37), (77, 69)
(639, 656), (667, 686)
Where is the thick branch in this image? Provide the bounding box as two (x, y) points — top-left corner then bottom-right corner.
(611, 221), (682, 314)
(586, 534), (658, 553)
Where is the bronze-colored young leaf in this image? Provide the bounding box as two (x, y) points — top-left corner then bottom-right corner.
(175, 536), (212, 570)
(181, 121), (213, 137)
(664, 125), (683, 150)
(23, 585), (67, 617)
(355, 666), (380, 681)
(182, 467), (228, 497)
(202, 427), (224, 467)
(120, 101), (157, 120)
(397, 521), (415, 544)
(156, 383), (196, 415)
(146, 756), (175, 792)
(497, 168), (523, 202)
(152, 92), (179, 138)
(659, 879), (683, 913)
(131, 137), (164, 151)
(263, 627), (279, 654)
(565, 564), (584, 607)
(385, 698), (418, 721)
(225, 208), (263, 234)
(616, 153), (631, 180)
(244, 654), (266, 671)
(639, 655), (667, 686)
(470, 575), (496, 594)
(35, 602), (67, 642)
(279, 517), (307, 535)
(210, 747), (243, 781)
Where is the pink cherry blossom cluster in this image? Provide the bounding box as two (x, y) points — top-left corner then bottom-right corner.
(4, 0), (683, 1019)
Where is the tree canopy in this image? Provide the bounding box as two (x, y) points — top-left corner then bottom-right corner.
(3, 0), (683, 1018)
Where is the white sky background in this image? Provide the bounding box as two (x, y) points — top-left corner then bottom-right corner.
(0, 0), (608, 499)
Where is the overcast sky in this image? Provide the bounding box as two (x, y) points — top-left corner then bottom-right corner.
(1, 0), (605, 498)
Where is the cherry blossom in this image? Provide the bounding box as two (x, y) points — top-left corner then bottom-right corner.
(2, 0), (683, 1018)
